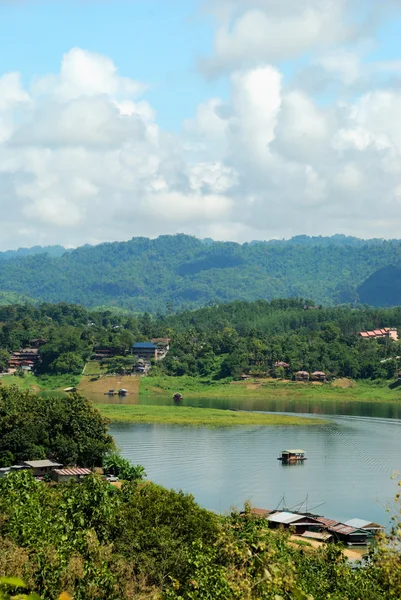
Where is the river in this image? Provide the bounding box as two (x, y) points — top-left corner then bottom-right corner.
(106, 396), (401, 529)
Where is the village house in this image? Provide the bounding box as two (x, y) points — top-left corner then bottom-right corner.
(29, 338), (48, 348)
(314, 517), (370, 545)
(22, 459), (62, 478)
(311, 371), (326, 382)
(133, 342), (157, 360)
(266, 512), (322, 535)
(51, 467), (92, 483)
(151, 338), (171, 359)
(93, 346), (119, 360)
(275, 361), (289, 369)
(8, 348), (40, 372)
(359, 327), (398, 341)
(132, 358), (149, 375)
(295, 371), (310, 382)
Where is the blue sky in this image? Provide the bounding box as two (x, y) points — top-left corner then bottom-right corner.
(0, 0), (229, 130)
(0, 0), (401, 249)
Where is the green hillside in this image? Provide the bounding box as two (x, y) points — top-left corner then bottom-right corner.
(0, 234), (400, 311)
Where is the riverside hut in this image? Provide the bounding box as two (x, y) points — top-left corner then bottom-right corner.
(295, 371), (310, 381)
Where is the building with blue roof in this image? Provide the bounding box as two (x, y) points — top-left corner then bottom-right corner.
(133, 342), (157, 360)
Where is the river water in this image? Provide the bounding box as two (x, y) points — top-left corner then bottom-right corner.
(108, 397), (401, 528)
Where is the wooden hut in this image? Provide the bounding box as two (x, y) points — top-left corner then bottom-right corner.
(295, 371), (309, 382)
(311, 371), (326, 382)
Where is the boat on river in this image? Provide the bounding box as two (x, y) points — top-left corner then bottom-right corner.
(118, 388), (128, 396)
(104, 389), (118, 396)
(278, 449), (307, 463)
(173, 393), (183, 401)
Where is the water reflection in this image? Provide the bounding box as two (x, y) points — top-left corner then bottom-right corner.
(110, 416), (401, 528)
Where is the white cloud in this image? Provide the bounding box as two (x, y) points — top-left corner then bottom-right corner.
(200, 0), (367, 76)
(1, 36), (401, 248)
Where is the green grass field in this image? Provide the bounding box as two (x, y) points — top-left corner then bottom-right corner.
(96, 403), (326, 426)
(141, 375), (401, 404)
(83, 361), (107, 376)
(0, 372), (81, 392)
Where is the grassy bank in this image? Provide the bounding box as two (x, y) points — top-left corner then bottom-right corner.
(0, 372), (81, 392)
(141, 375), (401, 404)
(97, 403), (326, 426)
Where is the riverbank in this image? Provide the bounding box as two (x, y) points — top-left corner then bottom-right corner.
(97, 404), (326, 426)
(2, 371), (401, 406)
(141, 375), (401, 403)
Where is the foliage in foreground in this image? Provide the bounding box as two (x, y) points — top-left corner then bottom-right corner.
(0, 472), (401, 599)
(0, 386), (113, 467)
(103, 452), (147, 481)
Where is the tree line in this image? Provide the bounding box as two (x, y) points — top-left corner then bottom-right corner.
(2, 299), (401, 381)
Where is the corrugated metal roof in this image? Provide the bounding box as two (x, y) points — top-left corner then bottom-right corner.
(344, 518), (384, 530)
(316, 516), (368, 536)
(329, 523), (361, 535)
(133, 342), (157, 349)
(54, 468), (92, 476)
(267, 512), (305, 524)
(316, 516), (340, 528)
(282, 449), (305, 454)
(23, 460), (62, 468)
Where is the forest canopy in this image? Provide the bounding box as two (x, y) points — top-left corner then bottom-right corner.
(2, 300), (401, 381)
(0, 234), (400, 311)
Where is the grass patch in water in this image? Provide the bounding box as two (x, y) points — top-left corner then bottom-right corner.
(97, 404), (326, 426)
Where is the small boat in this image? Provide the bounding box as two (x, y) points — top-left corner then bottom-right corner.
(277, 449), (307, 463)
(105, 390), (117, 396)
(173, 393), (183, 401)
(118, 388), (128, 396)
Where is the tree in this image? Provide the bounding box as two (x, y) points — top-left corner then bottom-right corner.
(0, 350), (9, 373)
(103, 452), (146, 481)
(0, 387), (113, 467)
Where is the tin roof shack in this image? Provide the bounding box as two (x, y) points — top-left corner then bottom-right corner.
(133, 342), (157, 361)
(316, 517), (369, 545)
(344, 519), (385, 536)
(295, 371), (309, 381)
(0, 467), (10, 478)
(23, 460), (62, 477)
(52, 467), (92, 483)
(267, 512), (321, 535)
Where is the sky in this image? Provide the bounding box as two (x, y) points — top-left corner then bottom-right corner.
(0, 0), (401, 249)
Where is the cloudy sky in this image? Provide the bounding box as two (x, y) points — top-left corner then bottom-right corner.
(0, 0), (401, 249)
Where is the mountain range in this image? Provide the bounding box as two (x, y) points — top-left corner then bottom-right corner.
(0, 234), (400, 312)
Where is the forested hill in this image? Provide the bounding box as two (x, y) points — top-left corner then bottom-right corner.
(0, 234), (400, 312)
(0, 244), (67, 260)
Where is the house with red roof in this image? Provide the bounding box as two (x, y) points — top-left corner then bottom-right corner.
(359, 327), (398, 341)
